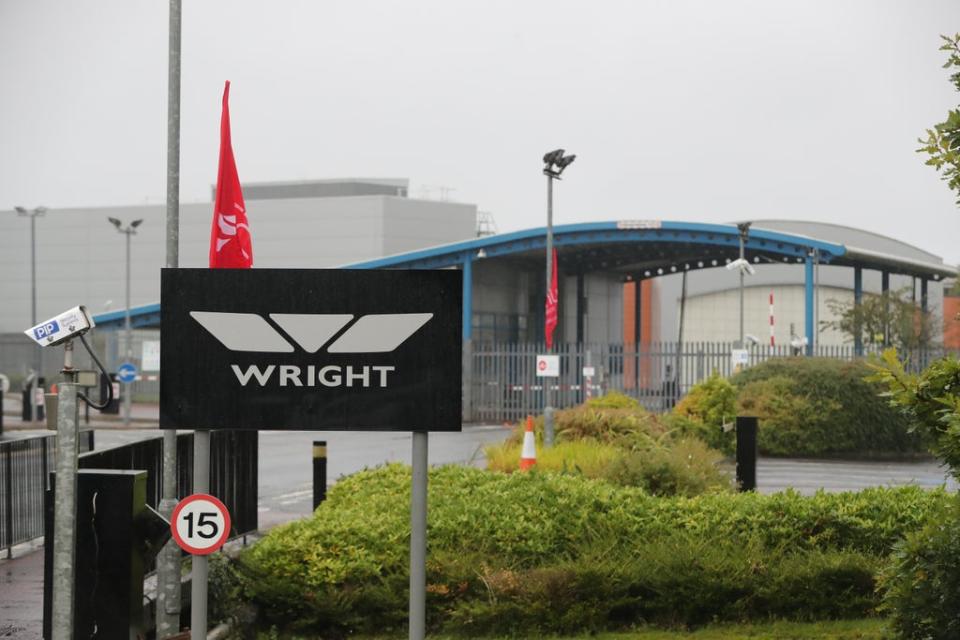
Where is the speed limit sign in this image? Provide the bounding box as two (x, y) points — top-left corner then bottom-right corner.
(170, 493), (232, 555)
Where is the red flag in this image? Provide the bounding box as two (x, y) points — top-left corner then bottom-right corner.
(209, 81), (253, 269)
(545, 248), (558, 349)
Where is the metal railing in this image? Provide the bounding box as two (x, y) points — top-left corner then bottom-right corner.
(79, 431), (258, 538)
(469, 341), (951, 423)
(1, 429), (256, 557)
(1, 431), (94, 557)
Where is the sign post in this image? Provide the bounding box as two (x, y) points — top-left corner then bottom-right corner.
(160, 268), (461, 640)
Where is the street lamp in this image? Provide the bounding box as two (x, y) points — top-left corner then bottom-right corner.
(108, 217), (143, 427)
(733, 222), (753, 347)
(541, 149), (576, 448)
(16, 206), (48, 422)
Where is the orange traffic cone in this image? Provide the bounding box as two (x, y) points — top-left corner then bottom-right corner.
(519, 415), (537, 471)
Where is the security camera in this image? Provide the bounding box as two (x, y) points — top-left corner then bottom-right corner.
(24, 306), (95, 347)
(745, 335), (760, 346)
(725, 258), (756, 275)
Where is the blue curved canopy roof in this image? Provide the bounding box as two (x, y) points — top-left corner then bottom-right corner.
(346, 220), (844, 274)
(92, 220), (954, 330)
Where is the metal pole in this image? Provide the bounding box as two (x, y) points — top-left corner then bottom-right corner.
(124, 231), (132, 428)
(31, 214), (39, 423)
(51, 357), (79, 640)
(739, 234), (745, 347)
(814, 248), (820, 352)
(543, 174), (555, 447)
(674, 269), (687, 404)
(4, 444), (11, 559)
(409, 431), (428, 640)
(191, 431), (210, 640)
(158, 0), (183, 635)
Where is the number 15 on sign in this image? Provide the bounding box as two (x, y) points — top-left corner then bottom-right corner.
(170, 494), (232, 555)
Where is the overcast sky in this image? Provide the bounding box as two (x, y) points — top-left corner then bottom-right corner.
(3, 1), (960, 262)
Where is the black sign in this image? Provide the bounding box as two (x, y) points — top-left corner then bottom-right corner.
(160, 269), (462, 431)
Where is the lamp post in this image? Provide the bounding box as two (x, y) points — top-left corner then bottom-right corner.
(108, 217), (143, 427)
(15, 206), (47, 423)
(734, 222), (753, 347)
(541, 149), (576, 448)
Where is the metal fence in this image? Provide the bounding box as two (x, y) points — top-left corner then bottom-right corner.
(79, 430), (258, 538)
(1, 429), (256, 557)
(0, 330), (162, 403)
(0, 431), (94, 557)
(469, 341), (950, 423)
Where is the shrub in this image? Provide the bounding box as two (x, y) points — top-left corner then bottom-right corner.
(737, 375), (844, 456)
(502, 403), (664, 449)
(879, 496), (960, 640)
(673, 357), (926, 457)
(585, 390), (641, 409)
(870, 351), (960, 477)
(735, 357), (926, 456)
(240, 465), (948, 635)
(673, 371), (737, 429)
(441, 542), (880, 635)
(486, 437), (732, 496)
(600, 437), (732, 496)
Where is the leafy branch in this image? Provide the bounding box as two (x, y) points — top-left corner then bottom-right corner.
(918, 34), (960, 205)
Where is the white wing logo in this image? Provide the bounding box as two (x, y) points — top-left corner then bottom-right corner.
(215, 203), (250, 259)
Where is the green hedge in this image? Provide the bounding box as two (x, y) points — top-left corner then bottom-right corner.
(488, 392), (732, 496)
(879, 495), (960, 640)
(236, 465), (948, 635)
(674, 358), (928, 457)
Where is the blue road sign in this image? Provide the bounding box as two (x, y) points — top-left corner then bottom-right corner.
(118, 362), (138, 384)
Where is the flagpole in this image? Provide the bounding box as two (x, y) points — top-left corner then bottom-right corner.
(158, 0), (183, 636)
(543, 172), (555, 448)
(191, 80), (252, 640)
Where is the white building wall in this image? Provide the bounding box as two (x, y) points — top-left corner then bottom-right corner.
(0, 194), (476, 333)
(681, 285), (854, 346)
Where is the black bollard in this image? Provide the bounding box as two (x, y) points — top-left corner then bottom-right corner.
(313, 440), (327, 509)
(735, 416), (758, 492)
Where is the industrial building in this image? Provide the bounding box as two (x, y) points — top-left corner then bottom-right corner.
(1, 178), (955, 420)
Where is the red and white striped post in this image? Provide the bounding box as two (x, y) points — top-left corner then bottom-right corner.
(769, 291), (775, 347)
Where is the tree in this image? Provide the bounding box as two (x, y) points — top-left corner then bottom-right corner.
(918, 34), (960, 205)
(822, 288), (937, 351)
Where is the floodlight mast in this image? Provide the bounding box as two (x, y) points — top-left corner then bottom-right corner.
(541, 149), (576, 448)
(106, 218), (143, 428)
(16, 205), (48, 423)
